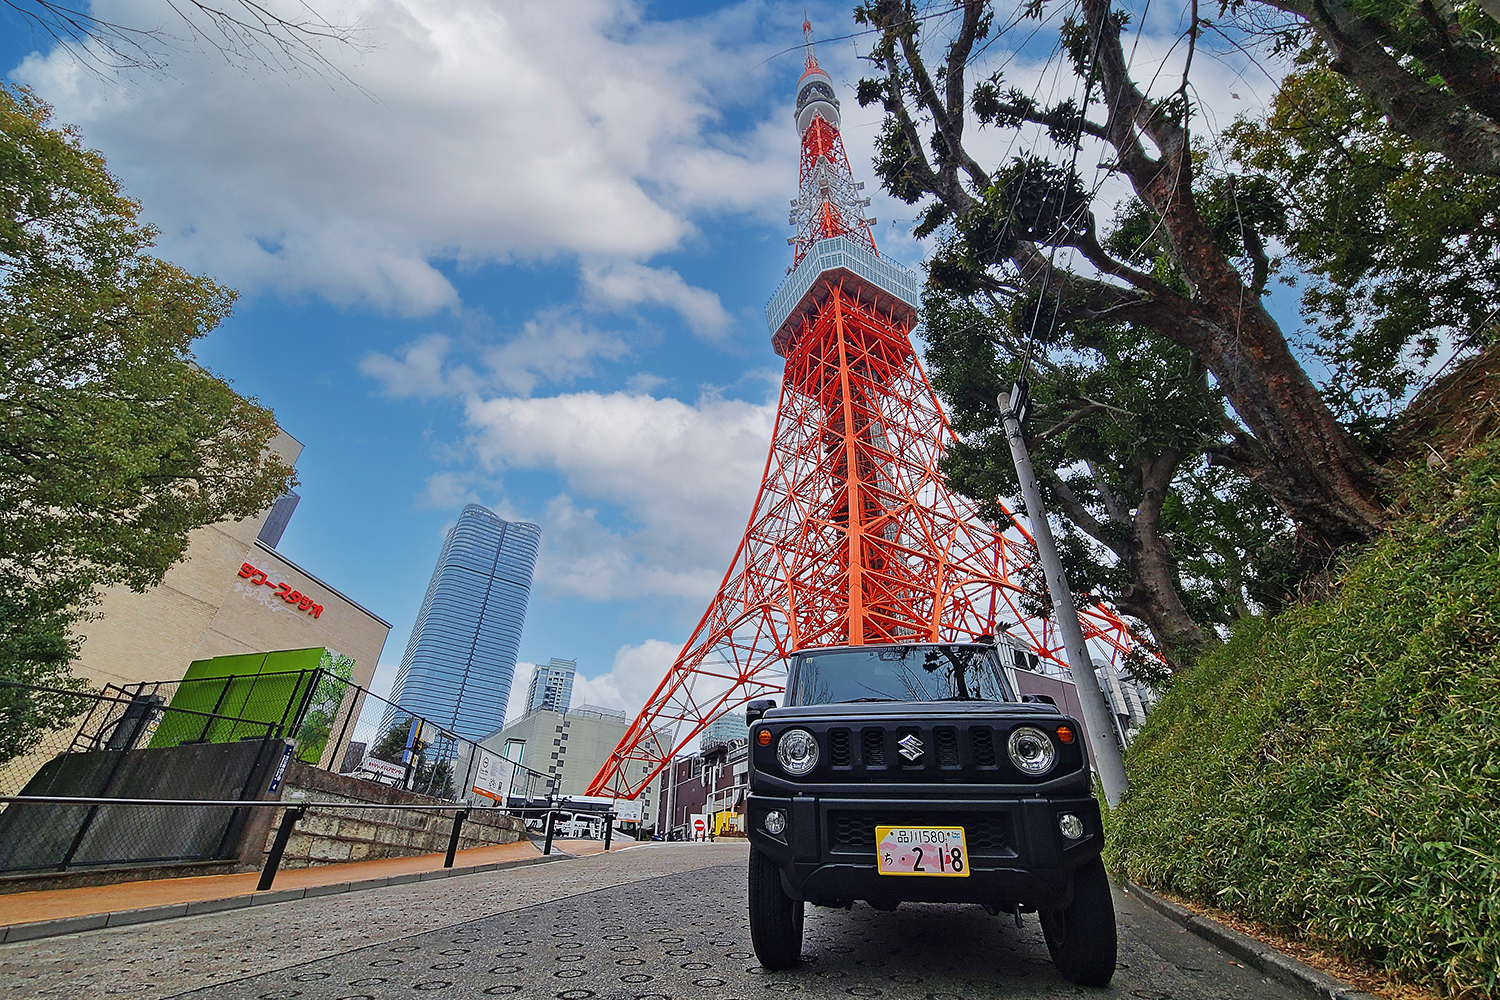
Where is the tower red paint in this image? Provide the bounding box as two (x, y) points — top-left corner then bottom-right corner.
(587, 25), (1139, 800)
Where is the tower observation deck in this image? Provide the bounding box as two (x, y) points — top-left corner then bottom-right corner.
(586, 22), (1140, 801)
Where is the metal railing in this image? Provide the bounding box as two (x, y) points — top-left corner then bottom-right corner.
(0, 796), (621, 893)
(49, 668), (564, 807)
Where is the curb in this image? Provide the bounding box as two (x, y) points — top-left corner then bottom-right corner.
(0, 852), (569, 945)
(1125, 881), (1381, 1000)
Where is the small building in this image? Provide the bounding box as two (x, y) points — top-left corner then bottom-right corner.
(479, 703), (657, 825)
(655, 739), (748, 839)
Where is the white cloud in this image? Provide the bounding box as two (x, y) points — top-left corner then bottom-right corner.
(571, 639), (682, 716)
(582, 261), (733, 340)
(419, 470), (483, 510)
(360, 334), (463, 399)
(12, 0), (795, 315)
(481, 313), (632, 396)
(360, 311), (631, 399)
(626, 372), (669, 394)
(464, 388), (776, 602)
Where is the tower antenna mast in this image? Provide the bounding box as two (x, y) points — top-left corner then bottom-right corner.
(588, 21), (1143, 801)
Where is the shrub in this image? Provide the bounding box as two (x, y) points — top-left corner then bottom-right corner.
(1107, 442), (1500, 998)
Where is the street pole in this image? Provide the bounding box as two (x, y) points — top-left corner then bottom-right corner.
(1000, 382), (1129, 808)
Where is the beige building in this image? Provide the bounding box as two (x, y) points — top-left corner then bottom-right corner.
(479, 704), (657, 822)
(73, 429), (390, 692)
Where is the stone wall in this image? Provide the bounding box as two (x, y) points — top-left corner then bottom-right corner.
(262, 761), (525, 869)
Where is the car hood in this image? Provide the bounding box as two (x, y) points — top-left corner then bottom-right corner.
(762, 700), (1059, 722)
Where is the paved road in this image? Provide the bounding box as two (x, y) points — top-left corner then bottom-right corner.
(2, 842), (1306, 1000)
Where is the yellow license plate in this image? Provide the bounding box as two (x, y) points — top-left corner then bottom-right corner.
(875, 825), (969, 877)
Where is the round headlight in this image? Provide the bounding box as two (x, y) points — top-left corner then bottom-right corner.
(1007, 725), (1056, 775)
(776, 729), (819, 776)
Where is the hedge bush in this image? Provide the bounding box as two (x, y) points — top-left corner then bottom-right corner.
(1106, 442), (1500, 998)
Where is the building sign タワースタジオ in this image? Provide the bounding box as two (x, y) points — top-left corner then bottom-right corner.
(238, 562), (323, 618)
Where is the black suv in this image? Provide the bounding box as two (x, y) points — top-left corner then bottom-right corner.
(744, 641), (1116, 986)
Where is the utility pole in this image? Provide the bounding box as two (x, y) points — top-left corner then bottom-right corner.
(1000, 382), (1129, 807)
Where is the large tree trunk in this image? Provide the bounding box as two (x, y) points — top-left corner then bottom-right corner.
(1077, 0), (1389, 546)
(1117, 451), (1214, 666)
(1045, 452), (1214, 668)
(868, 0), (1390, 548)
(1260, 0), (1500, 177)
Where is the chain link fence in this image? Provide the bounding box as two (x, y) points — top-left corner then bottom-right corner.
(0, 669), (559, 875)
(0, 681), (285, 873)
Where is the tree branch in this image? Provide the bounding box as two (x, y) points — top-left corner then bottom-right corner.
(1261, 0), (1500, 176)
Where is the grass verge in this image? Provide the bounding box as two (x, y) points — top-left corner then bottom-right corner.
(1106, 442), (1500, 999)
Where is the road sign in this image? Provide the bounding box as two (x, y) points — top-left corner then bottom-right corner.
(691, 813), (707, 839)
(267, 743), (295, 793)
(471, 749), (515, 802)
(361, 756), (406, 781)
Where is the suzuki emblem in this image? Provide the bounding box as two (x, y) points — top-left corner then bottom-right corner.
(897, 733), (924, 761)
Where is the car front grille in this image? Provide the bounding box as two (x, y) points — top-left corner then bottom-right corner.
(827, 724), (1010, 778)
(827, 810), (1017, 857)
(829, 728), (852, 767)
(971, 726), (997, 767)
(861, 727), (886, 768)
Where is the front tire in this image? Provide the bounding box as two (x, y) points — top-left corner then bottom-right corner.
(748, 846), (803, 970)
(1040, 856), (1117, 986)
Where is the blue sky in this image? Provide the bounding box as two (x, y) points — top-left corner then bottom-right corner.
(3, 0), (1283, 726)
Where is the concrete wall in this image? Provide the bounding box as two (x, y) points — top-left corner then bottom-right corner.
(204, 543), (387, 691)
(262, 762), (525, 870)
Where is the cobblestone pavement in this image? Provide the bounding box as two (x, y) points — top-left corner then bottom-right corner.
(3, 843), (1306, 1000)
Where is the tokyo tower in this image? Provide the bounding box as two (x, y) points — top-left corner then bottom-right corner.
(587, 22), (1138, 799)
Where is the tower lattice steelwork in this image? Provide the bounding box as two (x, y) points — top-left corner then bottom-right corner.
(587, 23), (1139, 800)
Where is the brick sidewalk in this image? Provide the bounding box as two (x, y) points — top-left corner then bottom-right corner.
(0, 837), (620, 939)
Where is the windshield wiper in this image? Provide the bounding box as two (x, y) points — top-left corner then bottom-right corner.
(842, 697), (899, 703)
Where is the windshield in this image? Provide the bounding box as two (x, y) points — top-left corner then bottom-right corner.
(789, 645), (1015, 706)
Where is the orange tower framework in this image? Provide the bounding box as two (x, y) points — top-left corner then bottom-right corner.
(587, 23), (1138, 800)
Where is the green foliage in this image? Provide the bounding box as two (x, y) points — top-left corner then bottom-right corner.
(1226, 55), (1500, 426)
(369, 719), (454, 797)
(1106, 441), (1500, 997)
(922, 282), (1286, 662)
(0, 84), (295, 697)
(292, 651), (356, 765)
(0, 582), (90, 767)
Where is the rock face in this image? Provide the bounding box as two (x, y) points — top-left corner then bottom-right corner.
(266, 761), (525, 869)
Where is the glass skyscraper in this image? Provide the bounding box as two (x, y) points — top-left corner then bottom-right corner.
(386, 505), (541, 742)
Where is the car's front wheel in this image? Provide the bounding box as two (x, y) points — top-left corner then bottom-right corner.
(1039, 856), (1117, 986)
(748, 846), (803, 970)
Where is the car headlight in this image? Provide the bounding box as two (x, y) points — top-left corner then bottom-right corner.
(1007, 725), (1056, 775)
(776, 728), (819, 776)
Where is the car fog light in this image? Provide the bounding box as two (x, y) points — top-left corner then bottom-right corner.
(763, 810), (787, 835)
(1007, 725), (1057, 775)
(1058, 812), (1085, 840)
(777, 728), (819, 775)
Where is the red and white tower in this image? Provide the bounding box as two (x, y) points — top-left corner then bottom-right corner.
(588, 24), (1138, 800)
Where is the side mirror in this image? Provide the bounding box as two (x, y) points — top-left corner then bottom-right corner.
(1021, 693), (1058, 706)
(745, 699), (777, 726)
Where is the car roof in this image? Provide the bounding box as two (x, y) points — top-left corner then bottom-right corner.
(789, 641), (993, 657)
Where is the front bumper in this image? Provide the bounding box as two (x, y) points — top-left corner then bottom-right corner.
(746, 792), (1103, 909)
